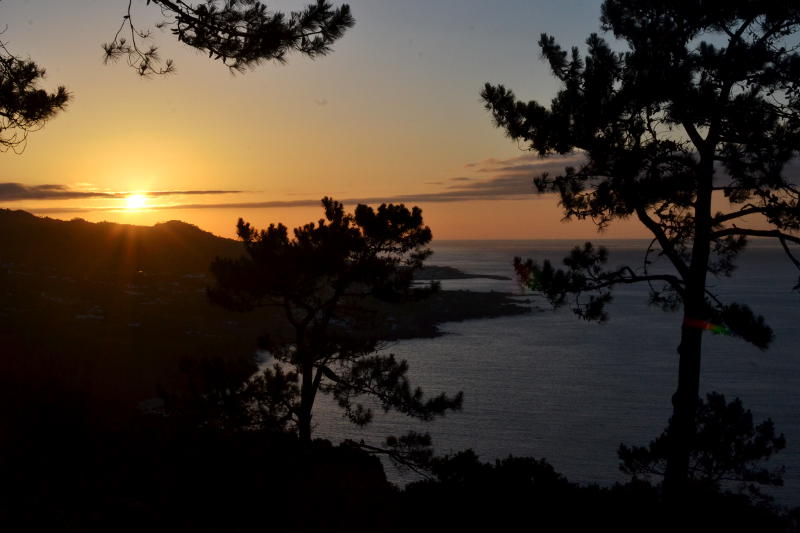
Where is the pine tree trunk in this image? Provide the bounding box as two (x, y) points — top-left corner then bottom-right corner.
(663, 306), (704, 499)
(663, 153), (713, 501)
(298, 358), (314, 444)
(298, 409), (312, 443)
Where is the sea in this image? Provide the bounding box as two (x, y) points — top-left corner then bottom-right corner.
(309, 239), (800, 505)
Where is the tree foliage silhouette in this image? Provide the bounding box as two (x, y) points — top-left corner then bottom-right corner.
(619, 392), (786, 497)
(208, 198), (462, 445)
(482, 0), (800, 497)
(104, 0), (355, 75)
(0, 38), (68, 152)
(0, 1), (352, 149)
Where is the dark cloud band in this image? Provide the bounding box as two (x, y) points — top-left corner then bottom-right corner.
(13, 153), (587, 213)
(0, 183), (243, 202)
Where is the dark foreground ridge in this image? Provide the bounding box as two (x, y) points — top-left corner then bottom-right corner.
(0, 211), (797, 531)
(2, 425), (796, 532)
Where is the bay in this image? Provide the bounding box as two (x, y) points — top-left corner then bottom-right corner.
(311, 239), (800, 504)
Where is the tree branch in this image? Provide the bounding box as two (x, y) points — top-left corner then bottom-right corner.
(711, 228), (800, 270)
(713, 206), (765, 224)
(635, 205), (691, 280)
(592, 269), (686, 296)
(349, 440), (433, 479)
(681, 121), (707, 153)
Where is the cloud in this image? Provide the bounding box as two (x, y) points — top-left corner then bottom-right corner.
(24, 150), (800, 218)
(0, 183), (116, 201)
(18, 153), (587, 214)
(146, 190), (245, 197)
(0, 183), (244, 202)
(26, 190), (551, 215)
(444, 175), (533, 194)
(471, 153), (583, 174)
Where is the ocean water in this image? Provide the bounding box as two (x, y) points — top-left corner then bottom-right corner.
(311, 239), (800, 504)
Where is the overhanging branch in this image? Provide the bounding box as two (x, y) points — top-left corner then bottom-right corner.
(711, 228), (800, 270)
(713, 206), (766, 224)
(592, 269), (686, 297)
(635, 205), (691, 280)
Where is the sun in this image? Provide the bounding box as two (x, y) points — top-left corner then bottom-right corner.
(125, 194), (147, 210)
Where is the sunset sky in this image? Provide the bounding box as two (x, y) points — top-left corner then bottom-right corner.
(0, 0), (655, 239)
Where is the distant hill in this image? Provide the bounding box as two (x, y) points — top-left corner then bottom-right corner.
(0, 210), (243, 278)
(0, 209), (530, 430)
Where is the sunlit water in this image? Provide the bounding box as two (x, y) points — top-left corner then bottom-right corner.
(306, 239), (800, 505)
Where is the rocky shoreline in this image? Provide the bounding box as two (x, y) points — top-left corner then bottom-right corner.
(414, 265), (511, 281)
(370, 288), (531, 340)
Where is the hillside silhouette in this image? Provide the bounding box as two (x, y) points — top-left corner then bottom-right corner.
(0, 209), (243, 279)
(0, 210), (528, 426)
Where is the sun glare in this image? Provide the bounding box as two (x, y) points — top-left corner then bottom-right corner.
(125, 194), (147, 210)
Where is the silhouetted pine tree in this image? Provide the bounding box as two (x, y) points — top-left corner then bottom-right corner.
(208, 198), (462, 452)
(104, 0), (355, 75)
(0, 40), (68, 151)
(482, 0), (800, 498)
(619, 392), (786, 498)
